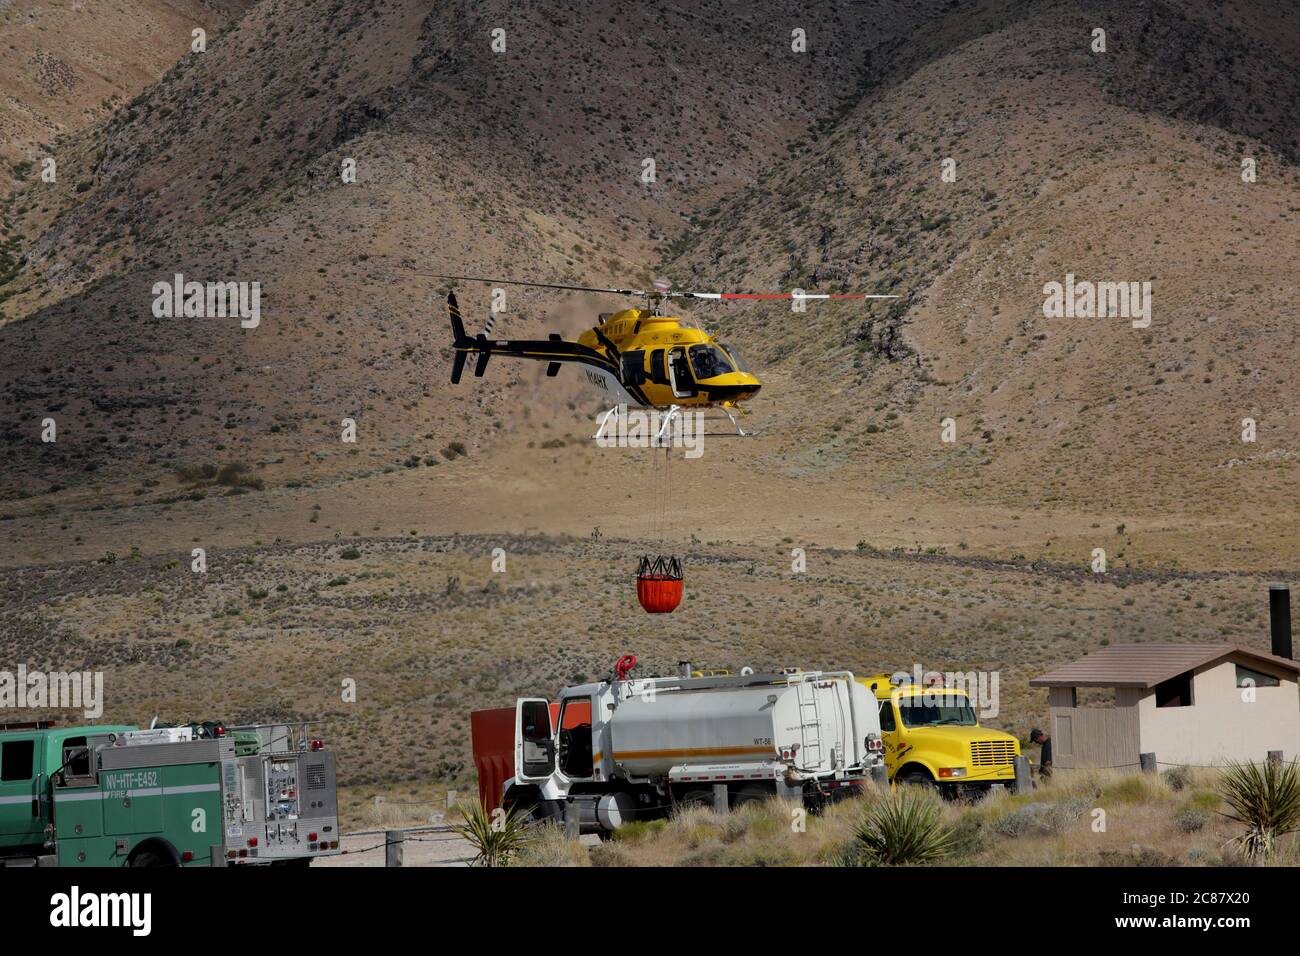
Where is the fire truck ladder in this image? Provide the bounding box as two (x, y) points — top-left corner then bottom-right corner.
(795, 678), (824, 769)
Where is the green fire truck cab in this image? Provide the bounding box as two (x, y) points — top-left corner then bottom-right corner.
(0, 720), (342, 867)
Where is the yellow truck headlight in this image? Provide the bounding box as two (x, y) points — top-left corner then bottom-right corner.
(937, 767), (968, 779)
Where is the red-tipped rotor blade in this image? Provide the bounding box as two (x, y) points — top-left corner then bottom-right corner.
(672, 291), (900, 301)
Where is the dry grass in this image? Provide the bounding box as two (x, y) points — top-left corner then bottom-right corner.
(516, 768), (1300, 867)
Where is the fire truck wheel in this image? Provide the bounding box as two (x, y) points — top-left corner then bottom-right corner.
(127, 838), (180, 867)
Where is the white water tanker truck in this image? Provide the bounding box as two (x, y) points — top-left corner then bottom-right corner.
(471, 657), (886, 834)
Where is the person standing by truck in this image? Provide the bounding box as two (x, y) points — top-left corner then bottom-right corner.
(1030, 728), (1052, 780)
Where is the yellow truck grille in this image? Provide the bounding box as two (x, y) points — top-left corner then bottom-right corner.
(969, 740), (1017, 766)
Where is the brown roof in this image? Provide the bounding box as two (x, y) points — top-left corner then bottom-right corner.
(1029, 643), (1300, 689)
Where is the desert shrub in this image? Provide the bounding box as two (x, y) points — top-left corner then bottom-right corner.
(715, 802), (785, 844)
(947, 813), (991, 858)
(679, 843), (727, 866)
(176, 463), (217, 483)
(1101, 774), (1166, 804)
(215, 462), (263, 490)
(611, 818), (667, 844)
(722, 844), (802, 867)
(339, 547), (361, 560)
(682, 820), (721, 849)
(846, 787), (953, 866)
(1219, 760), (1300, 858)
(176, 461), (262, 490)
(665, 804), (724, 849)
(1173, 808), (1210, 833)
(589, 842), (634, 867)
(992, 797), (1089, 837)
(454, 801), (533, 867)
(1162, 765), (1192, 792)
(1185, 846), (1219, 865)
(1097, 845), (1174, 867)
(510, 823), (591, 867)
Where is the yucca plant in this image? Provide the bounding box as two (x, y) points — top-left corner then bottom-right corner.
(851, 787), (953, 866)
(1218, 760), (1300, 859)
(453, 801), (534, 867)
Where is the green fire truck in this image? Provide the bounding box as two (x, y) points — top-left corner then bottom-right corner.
(0, 720), (342, 867)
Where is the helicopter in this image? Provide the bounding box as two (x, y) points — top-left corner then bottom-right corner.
(438, 274), (897, 437)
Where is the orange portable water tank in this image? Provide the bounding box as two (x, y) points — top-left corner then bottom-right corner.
(636, 555), (684, 613)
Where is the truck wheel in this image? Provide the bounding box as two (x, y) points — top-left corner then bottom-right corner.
(502, 787), (548, 823)
(676, 789), (715, 810)
(731, 785), (771, 808)
(129, 850), (166, 868)
(899, 771), (935, 790)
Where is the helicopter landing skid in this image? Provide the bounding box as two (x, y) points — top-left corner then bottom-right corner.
(591, 404), (755, 443)
(721, 405), (746, 437)
(593, 405), (621, 441)
(656, 405), (681, 444)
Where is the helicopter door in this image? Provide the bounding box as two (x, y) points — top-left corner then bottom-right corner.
(515, 698), (555, 782)
(667, 346), (696, 398)
(555, 696), (594, 780)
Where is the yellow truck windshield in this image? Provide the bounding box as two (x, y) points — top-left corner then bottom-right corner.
(897, 696), (977, 728)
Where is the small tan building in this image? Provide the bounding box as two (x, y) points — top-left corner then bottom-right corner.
(1029, 644), (1300, 769)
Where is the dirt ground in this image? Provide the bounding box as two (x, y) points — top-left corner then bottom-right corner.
(319, 826), (601, 867)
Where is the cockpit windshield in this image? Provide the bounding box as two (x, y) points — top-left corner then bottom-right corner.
(688, 344), (734, 380)
(720, 344), (749, 374)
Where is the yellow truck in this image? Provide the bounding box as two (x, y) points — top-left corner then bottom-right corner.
(859, 673), (1021, 797)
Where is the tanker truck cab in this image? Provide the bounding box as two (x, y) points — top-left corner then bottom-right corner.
(496, 664), (886, 835)
(861, 673), (1020, 797)
(509, 689), (601, 823)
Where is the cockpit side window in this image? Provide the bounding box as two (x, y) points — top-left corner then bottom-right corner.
(621, 351), (646, 385)
(720, 343), (749, 374)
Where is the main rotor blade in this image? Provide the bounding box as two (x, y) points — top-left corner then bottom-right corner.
(670, 291), (900, 300)
(415, 272), (648, 297)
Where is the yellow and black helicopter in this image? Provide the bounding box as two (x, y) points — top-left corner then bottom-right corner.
(439, 274), (896, 436)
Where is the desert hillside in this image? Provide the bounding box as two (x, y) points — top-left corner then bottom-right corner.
(0, 0), (250, 192)
(665, 0), (1300, 526)
(1, 0), (950, 497)
(0, 1), (1292, 570)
